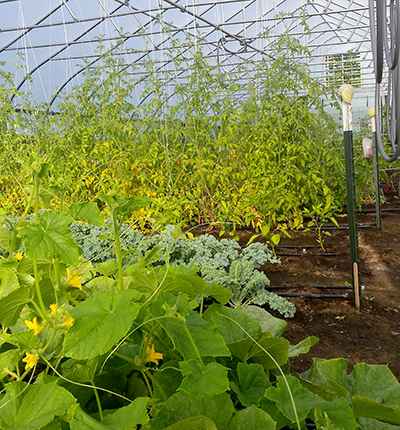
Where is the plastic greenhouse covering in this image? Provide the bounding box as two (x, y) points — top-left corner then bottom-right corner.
(0, 1), (381, 121)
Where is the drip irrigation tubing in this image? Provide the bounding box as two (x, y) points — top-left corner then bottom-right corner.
(268, 285), (353, 290)
(301, 223), (375, 231)
(275, 252), (339, 257)
(360, 207), (400, 212)
(274, 244), (321, 249)
(276, 292), (348, 299)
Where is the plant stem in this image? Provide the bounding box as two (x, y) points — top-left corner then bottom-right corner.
(112, 350), (166, 399)
(20, 188), (35, 223)
(6, 221), (17, 260)
(34, 173), (40, 223)
(183, 323), (204, 365)
(141, 371), (153, 399)
(52, 258), (62, 303)
(112, 210), (124, 292)
(32, 172), (46, 316)
(144, 369), (167, 401)
(30, 299), (44, 318)
(91, 380), (104, 422)
(199, 294), (205, 317)
(33, 259), (47, 319)
(19, 365), (36, 381)
(40, 330), (57, 356)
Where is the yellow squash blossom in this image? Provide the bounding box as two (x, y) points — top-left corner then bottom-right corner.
(25, 317), (44, 336)
(13, 251), (23, 261)
(50, 304), (58, 315)
(23, 352), (38, 370)
(146, 342), (163, 365)
(62, 311), (74, 328)
(66, 268), (83, 290)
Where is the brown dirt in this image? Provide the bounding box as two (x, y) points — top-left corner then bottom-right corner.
(235, 193), (400, 380)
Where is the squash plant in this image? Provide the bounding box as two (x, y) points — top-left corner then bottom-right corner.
(0, 157), (399, 429)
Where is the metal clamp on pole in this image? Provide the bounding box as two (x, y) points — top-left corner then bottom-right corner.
(339, 84), (361, 311)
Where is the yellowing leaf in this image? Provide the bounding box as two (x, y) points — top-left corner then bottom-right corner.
(271, 234), (281, 246)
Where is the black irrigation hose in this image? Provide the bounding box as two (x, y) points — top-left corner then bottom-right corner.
(268, 285), (353, 290)
(360, 207), (400, 212)
(369, 0), (400, 161)
(274, 244), (321, 249)
(276, 252), (339, 257)
(276, 292), (348, 299)
(301, 223), (374, 231)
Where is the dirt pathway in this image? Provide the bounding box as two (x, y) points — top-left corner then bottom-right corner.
(258, 204), (400, 379)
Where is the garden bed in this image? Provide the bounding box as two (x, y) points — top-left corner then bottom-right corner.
(207, 192), (400, 380)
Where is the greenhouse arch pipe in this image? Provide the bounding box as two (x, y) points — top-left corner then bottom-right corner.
(12, 3), (125, 103)
(369, 0), (400, 162)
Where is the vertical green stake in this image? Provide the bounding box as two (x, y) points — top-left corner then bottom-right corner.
(339, 85), (361, 311)
(369, 107), (382, 229)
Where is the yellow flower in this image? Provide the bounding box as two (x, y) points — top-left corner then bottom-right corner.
(3, 368), (17, 381)
(66, 268), (82, 290)
(50, 304), (58, 315)
(13, 251), (23, 261)
(62, 311), (74, 328)
(25, 317), (44, 336)
(23, 352), (38, 370)
(146, 342), (163, 365)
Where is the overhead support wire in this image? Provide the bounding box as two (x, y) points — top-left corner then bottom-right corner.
(96, 0), (124, 36)
(48, 2), (166, 106)
(0, 1), (65, 51)
(61, 0), (78, 22)
(160, 0), (267, 57)
(12, 3), (126, 102)
(0, 1), (376, 108)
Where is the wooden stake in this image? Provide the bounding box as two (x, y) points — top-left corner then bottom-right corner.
(353, 262), (360, 311)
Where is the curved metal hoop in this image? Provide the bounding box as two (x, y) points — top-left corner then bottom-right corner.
(369, 0), (400, 162)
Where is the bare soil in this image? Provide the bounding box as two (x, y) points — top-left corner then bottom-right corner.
(239, 193), (400, 380)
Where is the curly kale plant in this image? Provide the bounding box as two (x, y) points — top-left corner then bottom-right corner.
(1, 212), (295, 317)
(67, 223), (295, 317)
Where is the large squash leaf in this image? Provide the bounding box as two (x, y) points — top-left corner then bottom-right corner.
(0, 381), (75, 430)
(149, 392), (234, 430)
(63, 290), (140, 359)
(21, 211), (80, 266)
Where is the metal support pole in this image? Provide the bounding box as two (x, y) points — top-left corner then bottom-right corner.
(369, 107), (382, 229)
(340, 85), (361, 311)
